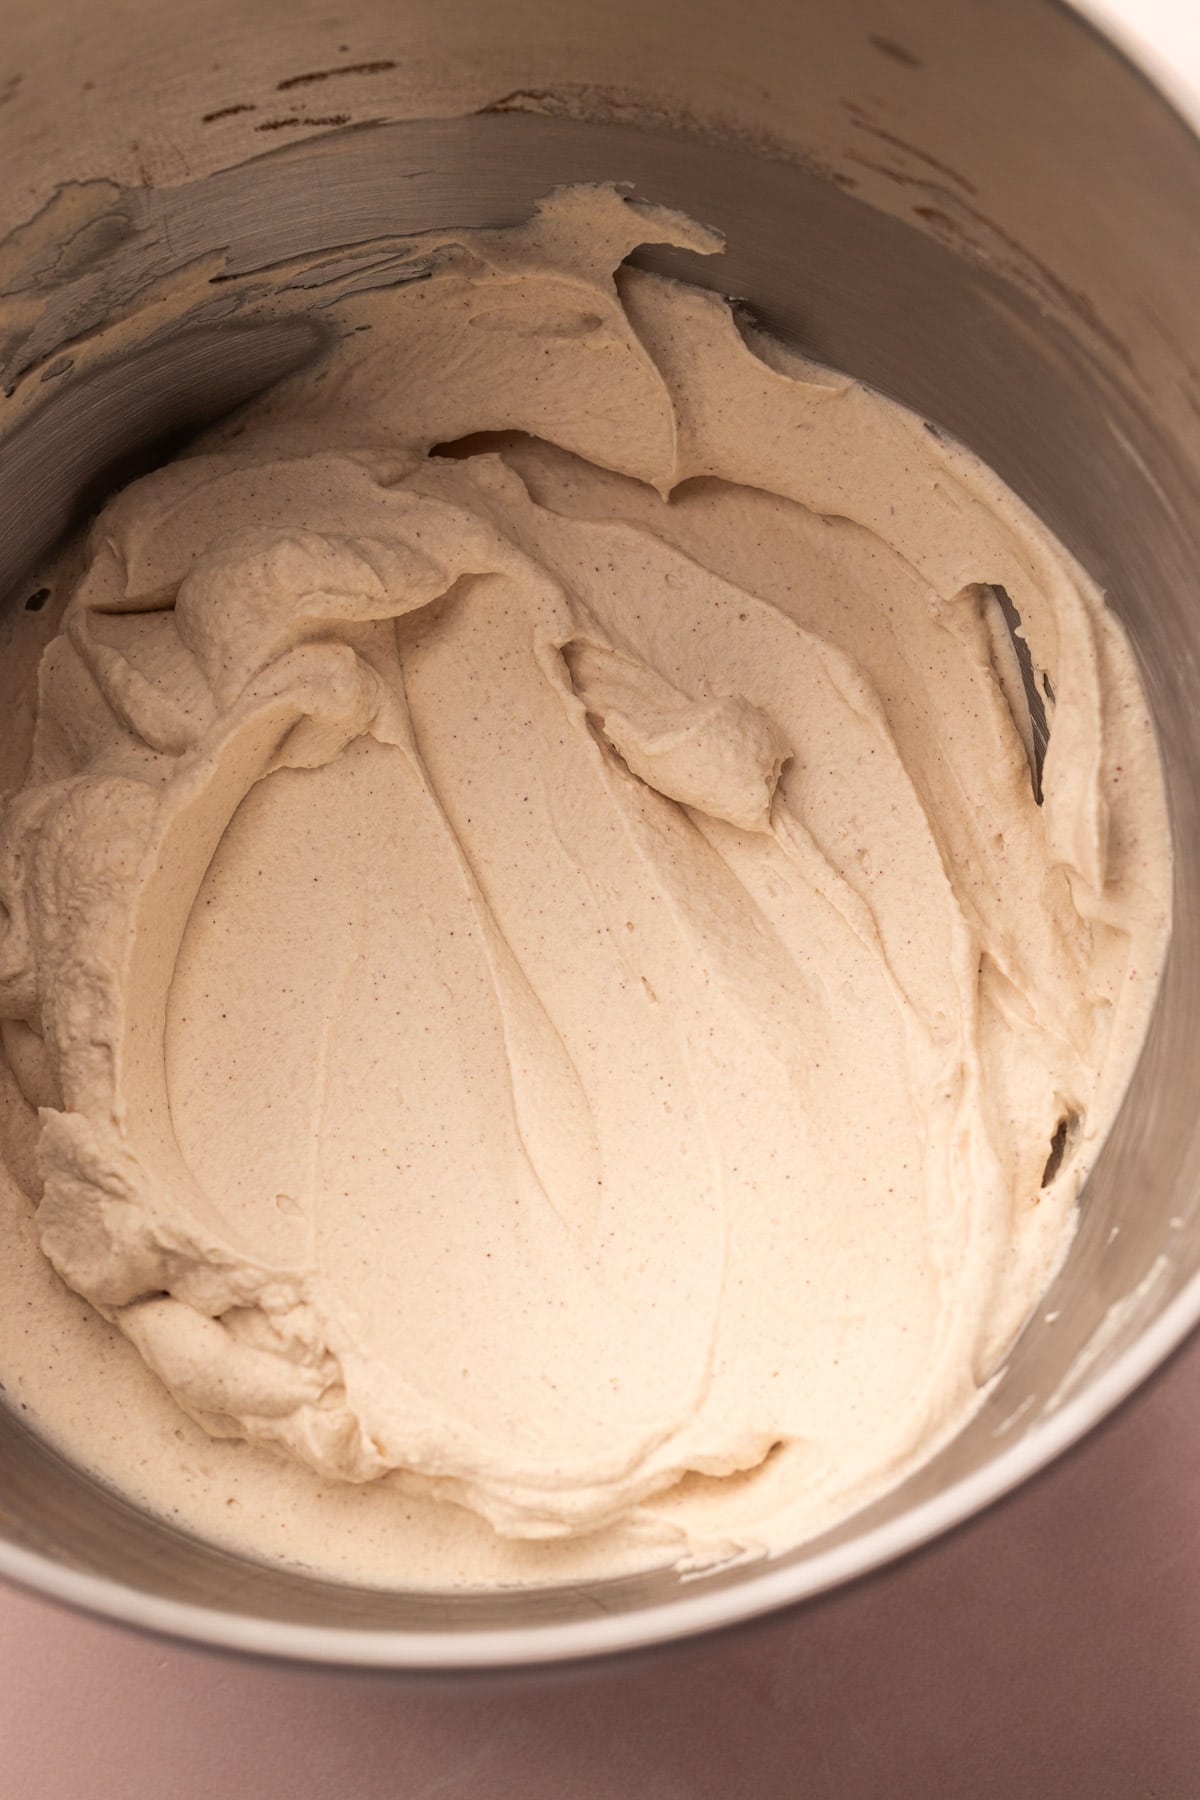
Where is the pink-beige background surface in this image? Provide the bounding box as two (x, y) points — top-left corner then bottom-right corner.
(3, 2), (1199, 1794)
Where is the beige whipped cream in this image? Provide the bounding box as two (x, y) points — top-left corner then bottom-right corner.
(0, 186), (1170, 1582)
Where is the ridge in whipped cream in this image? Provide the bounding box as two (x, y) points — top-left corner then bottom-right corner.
(0, 186), (1169, 1575)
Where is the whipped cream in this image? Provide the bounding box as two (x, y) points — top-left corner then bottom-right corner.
(0, 186), (1169, 1576)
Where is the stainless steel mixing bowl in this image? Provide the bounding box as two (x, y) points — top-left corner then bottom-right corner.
(1, 0), (1198, 1669)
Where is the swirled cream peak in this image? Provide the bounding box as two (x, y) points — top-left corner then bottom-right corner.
(0, 186), (1169, 1563)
